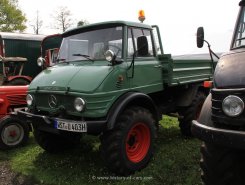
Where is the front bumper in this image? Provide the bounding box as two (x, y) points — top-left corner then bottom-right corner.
(14, 110), (106, 135)
(192, 120), (245, 150)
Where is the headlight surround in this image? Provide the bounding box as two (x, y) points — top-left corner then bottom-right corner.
(26, 94), (34, 106)
(74, 97), (85, 112)
(222, 95), (244, 117)
(37, 57), (45, 67)
(105, 50), (115, 62)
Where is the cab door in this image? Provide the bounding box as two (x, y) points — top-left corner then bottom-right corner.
(127, 27), (163, 93)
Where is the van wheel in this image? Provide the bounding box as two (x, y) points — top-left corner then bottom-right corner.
(33, 128), (81, 153)
(0, 115), (29, 150)
(100, 107), (156, 176)
(179, 91), (206, 136)
(200, 142), (245, 185)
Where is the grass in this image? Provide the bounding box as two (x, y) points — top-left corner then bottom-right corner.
(0, 116), (202, 185)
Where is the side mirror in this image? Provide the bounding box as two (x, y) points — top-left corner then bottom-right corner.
(196, 27), (204, 48)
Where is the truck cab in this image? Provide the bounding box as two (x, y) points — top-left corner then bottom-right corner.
(17, 20), (214, 175)
(192, 1), (245, 184)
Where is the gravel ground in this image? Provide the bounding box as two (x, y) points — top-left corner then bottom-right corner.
(0, 161), (39, 185)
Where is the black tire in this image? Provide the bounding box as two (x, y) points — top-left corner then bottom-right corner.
(100, 106), (157, 176)
(0, 115), (29, 150)
(179, 91), (206, 136)
(7, 78), (30, 85)
(200, 142), (245, 185)
(33, 128), (81, 153)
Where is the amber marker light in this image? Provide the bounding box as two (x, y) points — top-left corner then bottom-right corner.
(138, 10), (145, 23)
(118, 75), (124, 82)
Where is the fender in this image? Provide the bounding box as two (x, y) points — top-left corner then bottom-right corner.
(106, 92), (160, 130)
(197, 93), (213, 127)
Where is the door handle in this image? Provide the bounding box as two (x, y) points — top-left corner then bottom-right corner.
(154, 65), (162, 68)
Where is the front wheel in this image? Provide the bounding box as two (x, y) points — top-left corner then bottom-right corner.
(0, 115), (29, 150)
(100, 107), (156, 176)
(200, 142), (245, 185)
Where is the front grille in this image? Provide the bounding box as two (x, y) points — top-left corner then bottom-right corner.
(211, 88), (245, 126)
(6, 94), (26, 106)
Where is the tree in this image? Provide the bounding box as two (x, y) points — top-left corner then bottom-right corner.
(52, 6), (73, 32)
(30, 10), (43, 34)
(77, 19), (89, 27)
(0, 0), (27, 32)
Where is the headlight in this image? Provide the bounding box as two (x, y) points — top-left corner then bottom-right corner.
(74, 98), (85, 112)
(222, 95), (244, 117)
(26, 94), (33, 106)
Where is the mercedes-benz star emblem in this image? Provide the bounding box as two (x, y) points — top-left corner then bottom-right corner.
(48, 95), (58, 108)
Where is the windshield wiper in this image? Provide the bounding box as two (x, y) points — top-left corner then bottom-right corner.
(72, 54), (94, 62)
(56, 58), (68, 63)
(236, 37), (245, 41)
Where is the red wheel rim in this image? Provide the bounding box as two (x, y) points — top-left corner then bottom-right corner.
(126, 123), (150, 163)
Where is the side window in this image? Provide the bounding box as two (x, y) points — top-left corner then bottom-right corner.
(233, 8), (245, 48)
(127, 27), (154, 58)
(152, 27), (162, 55)
(127, 28), (134, 57)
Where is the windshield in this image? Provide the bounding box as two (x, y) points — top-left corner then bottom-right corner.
(58, 26), (123, 62)
(232, 7), (245, 49)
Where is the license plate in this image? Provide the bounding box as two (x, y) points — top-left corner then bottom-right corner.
(54, 119), (87, 133)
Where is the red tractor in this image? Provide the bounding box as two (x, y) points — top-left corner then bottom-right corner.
(0, 85), (29, 150)
(0, 56), (32, 85)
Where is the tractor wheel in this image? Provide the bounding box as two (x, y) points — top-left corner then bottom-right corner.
(0, 115), (29, 150)
(7, 78), (30, 85)
(100, 106), (156, 176)
(200, 142), (245, 185)
(179, 91), (206, 136)
(33, 128), (81, 153)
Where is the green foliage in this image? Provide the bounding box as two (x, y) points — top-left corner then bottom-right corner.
(77, 20), (89, 27)
(0, 116), (202, 185)
(0, 0), (27, 32)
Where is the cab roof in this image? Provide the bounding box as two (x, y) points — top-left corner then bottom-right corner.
(63, 21), (153, 37)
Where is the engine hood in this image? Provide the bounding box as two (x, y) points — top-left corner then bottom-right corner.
(29, 63), (113, 93)
(214, 49), (245, 88)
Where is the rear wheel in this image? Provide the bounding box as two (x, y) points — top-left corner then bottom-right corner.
(100, 107), (156, 176)
(0, 115), (29, 150)
(33, 128), (81, 153)
(200, 142), (245, 185)
(179, 91), (206, 136)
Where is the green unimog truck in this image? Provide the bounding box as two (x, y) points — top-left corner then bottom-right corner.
(15, 20), (214, 175)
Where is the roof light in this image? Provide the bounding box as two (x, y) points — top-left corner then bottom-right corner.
(138, 10), (145, 23)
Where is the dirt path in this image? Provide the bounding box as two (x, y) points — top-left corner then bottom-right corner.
(0, 161), (39, 185)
